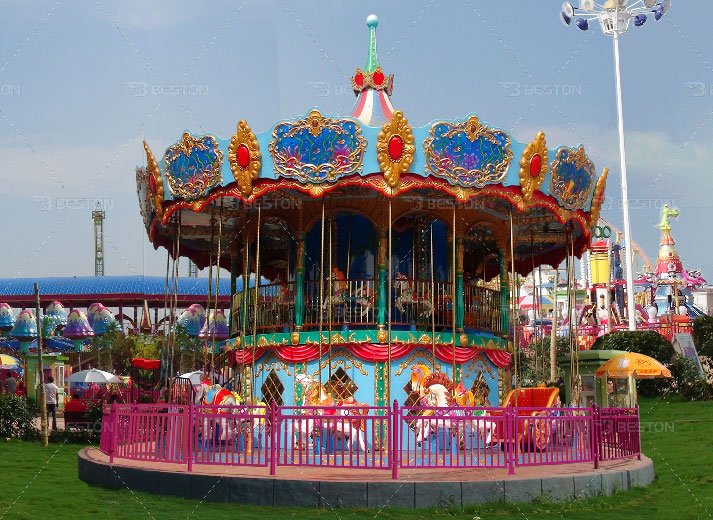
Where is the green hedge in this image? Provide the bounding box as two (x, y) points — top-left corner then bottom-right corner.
(0, 394), (38, 440)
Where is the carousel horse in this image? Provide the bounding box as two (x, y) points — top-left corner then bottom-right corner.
(414, 372), (465, 447)
(292, 375), (330, 449)
(194, 381), (240, 443)
(394, 272), (433, 319)
(410, 368), (495, 447)
(329, 396), (369, 453)
(322, 267), (373, 319)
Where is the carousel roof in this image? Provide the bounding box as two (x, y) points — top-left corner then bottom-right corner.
(136, 14), (609, 276)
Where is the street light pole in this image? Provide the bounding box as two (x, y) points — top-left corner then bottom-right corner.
(560, 0), (671, 332)
(612, 31), (637, 330)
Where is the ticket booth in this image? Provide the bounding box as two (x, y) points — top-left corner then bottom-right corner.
(559, 349), (636, 407)
(26, 353), (69, 409)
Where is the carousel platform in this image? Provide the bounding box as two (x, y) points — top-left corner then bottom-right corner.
(78, 447), (654, 508)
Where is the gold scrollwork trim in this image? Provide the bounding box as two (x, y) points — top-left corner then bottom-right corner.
(377, 110), (415, 191)
(143, 141), (164, 219)
(314, 348), (368, 377)
(254, 354), (292, 378)
(395, 351), (442, 376)
(519, 131), (548, 205)
(464, 353), (494, 379)
(228, 120), (262, 197)
(588, 167), (608, 228)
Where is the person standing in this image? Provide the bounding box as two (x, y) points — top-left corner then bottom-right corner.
(45, 376), (59, 432)
(5, 372), (17, 395)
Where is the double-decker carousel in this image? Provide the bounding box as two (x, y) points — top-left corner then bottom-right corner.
(136, 14), (608, 410)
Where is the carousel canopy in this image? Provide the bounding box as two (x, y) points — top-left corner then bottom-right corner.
(137, 14), (608, 277)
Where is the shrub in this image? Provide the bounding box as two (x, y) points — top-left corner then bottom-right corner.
(693, 315), (713, 358)
(592, 330), (675, 362)
(0, 394), (39, 440)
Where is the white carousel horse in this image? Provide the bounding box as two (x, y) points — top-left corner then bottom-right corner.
(411, 369), (496, 447)
(328, 397), (369, 453)
(322, 268), (373, 319)
(194, 381), (240, 443)
(292, 375), (327, 449)
(394, 272), (433, 319)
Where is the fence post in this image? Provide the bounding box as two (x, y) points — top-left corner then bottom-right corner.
(270, 401), (277, 476)
(391, 400), (399, 480)
(507, 405), (515, 475)
(591, 404), (599, 470)
(109, 402), (117, 464)
(187, 400), (193, 472)
(636, 404), (641, 460)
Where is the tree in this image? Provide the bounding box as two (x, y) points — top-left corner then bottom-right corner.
(91, 321), (120, 371)
(693, 315), (713, 357)
(591, 331), (675, 362)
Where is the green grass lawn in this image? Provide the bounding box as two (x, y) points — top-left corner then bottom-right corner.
(1, 396), (712, 519)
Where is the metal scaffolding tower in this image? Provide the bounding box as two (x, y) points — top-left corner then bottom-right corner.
(92, 202), (105, 276)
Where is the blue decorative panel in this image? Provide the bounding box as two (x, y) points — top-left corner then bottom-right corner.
(424, 116), (512, 188)
(549, 146), (596, 210)
(269, 110), (367, 183)
(164, 132), (223, 200)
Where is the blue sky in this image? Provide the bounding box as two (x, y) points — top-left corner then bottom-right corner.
(1, 1), (711, 281)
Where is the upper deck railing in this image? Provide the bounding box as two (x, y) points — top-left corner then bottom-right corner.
(232, 277), (505, 337)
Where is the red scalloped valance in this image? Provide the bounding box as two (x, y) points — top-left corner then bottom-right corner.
(233, 344), (511, 368)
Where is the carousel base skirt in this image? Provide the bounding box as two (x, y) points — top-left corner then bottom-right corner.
(78, 447), (654, 508)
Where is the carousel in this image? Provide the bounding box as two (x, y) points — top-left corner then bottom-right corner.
(136, 14), (608, 410)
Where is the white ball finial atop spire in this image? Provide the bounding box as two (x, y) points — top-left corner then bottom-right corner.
(366, 14), (378, 28)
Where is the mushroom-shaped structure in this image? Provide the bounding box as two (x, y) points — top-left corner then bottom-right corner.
(63, 309), (95, 352)
(88, 304), (116, 336)
(135, 15), (609, 407)
(0, 303), (15, 331)
(9, 309), (38, 354)
(177, 304), (206, 337)
(198, 310), (230, 342)
(43, 301), (68, 337)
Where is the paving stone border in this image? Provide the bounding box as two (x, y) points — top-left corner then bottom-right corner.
(78, 449), (654, 508)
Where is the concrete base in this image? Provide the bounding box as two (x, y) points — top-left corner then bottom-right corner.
(78, 448), (655, 509)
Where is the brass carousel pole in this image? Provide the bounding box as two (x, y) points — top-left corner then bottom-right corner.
(211, 202), (222, 384)
(328, 209), (333, 385)
(171, 212), (182, 384)
(430, 222), (436, 371)
(204, 219), (214, 375)
(241, 218), (250, 402)
(509, 210), (518, 405)
(451, 204), (457, 382)
(318, 201), (325, 390)
(251, 205), (262, 403)
(163, 246), (170, 388)
(530, 233), (538, 383)
(387, 197), (392, 403)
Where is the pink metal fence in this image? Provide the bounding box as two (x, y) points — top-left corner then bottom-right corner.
(398, 406), (508, 470)
(192, 403), (269, 468)
(596, 407), (640, 462)
(275, 405), (391, 470)
(100, 401), (640, 478)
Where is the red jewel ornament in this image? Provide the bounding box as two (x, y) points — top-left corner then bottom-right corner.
(149, 175), (156, 193)
(529, 154), (541, 177)
(372, 70), (384, 86)
(388, 135), (403, 161)
(355, 72), (364, 87)
(236, 144), (250, 169)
